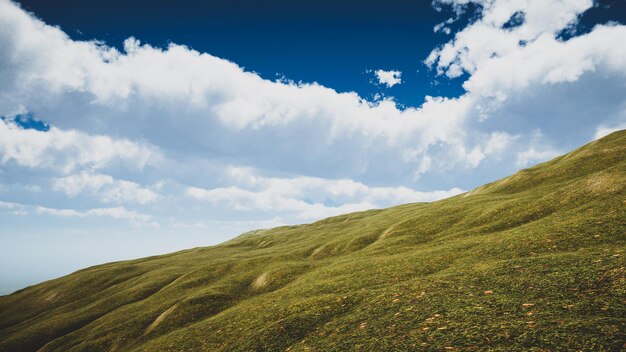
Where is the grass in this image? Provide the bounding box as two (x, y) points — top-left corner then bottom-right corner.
(0, 131), (625, 351)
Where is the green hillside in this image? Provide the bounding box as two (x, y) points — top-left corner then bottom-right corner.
(1, 131), (625, 352)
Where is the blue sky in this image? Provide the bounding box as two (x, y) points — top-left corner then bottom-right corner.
(1, 0), (625, 294)
(15, 0), (467, 102)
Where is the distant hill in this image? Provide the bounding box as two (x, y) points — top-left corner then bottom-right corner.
(1, 131), (624, 352)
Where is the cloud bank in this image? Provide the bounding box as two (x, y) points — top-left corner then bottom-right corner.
(0, 0), (624, 242)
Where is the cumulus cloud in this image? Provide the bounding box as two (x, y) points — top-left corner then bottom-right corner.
(0, 119), (159, 174)
(374, 69), (402, 87)
(1, 1), (414, 139)
(427, 0), (626, 119)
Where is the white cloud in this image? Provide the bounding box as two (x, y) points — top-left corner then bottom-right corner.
(0, 119), (159, 174)
(0, 200), (27, 215)
(53, 173), (113, 197)
(405, 130), (514, 176)
(53, 172), (160, 204)
(186, 185), (377, 220)
(374, 69), (402, 87)
(1, 199), (157, 227)
(0, 200), (21, 209)
(427, 0), (626, 121)
(465, 25), (626, 103)
(434, 18), (454, 35)
(484, 131), (513, 155)
(186, 168), (463, 220)
(35, 205), (157, 227)
(463, 131), (514, 167)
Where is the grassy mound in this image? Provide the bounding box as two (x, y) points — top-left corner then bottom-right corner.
(1, 131), (625, 351)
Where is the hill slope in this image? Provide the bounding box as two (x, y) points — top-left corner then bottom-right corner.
(1, 131), (625, 352)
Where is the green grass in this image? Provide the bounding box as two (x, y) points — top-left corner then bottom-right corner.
(1, 131), (625, 352)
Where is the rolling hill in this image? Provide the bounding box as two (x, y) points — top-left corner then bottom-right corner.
(1, 131), (625, 351)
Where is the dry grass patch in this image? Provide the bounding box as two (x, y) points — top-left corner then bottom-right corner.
(145, 305), (178, 334)
(251, 272), (269, 290)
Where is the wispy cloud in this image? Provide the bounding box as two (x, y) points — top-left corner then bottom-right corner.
(186, 167), (463, 219)
(54, 172), (160, 204)
(0, 200), (27, 215)
(35, 206), (158, 228)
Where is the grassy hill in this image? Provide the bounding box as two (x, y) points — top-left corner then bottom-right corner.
(1, 131), (625, 352)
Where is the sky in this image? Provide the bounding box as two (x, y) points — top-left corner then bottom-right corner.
(1, 0), (625, 294)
